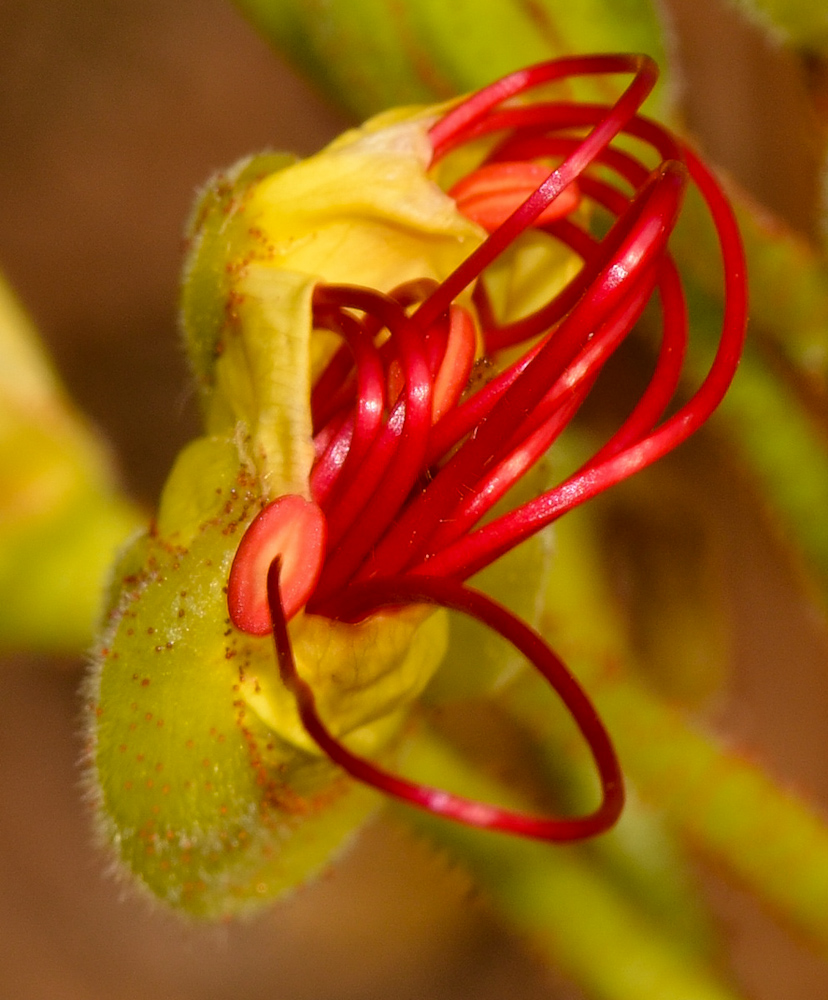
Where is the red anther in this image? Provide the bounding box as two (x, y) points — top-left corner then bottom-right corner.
(450, 161), (580, 233)
(228, 496), (326, 635)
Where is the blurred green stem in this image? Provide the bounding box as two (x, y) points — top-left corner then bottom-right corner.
(506, 497), (828, 954)
(0, 275), (143, 653)
(684, 275), (828, 607)
(234, 0), (670, 119)
(398, 728), (745, 1000)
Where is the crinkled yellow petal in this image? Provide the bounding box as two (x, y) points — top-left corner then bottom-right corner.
(181, 112), (484, 493)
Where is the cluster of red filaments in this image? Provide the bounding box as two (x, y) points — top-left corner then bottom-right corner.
(227, 54), (747, 841)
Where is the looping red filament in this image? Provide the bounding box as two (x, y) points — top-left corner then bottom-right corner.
(228, 53), (748, 842)
(268, 560), (624, 840)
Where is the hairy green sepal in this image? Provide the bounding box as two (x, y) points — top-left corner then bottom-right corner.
(88, 450), (446, 917)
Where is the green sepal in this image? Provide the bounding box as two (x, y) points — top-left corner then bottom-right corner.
(90, 419), (448, 916)
(88, 465), (448, 917)
(181, 151), (298, 396)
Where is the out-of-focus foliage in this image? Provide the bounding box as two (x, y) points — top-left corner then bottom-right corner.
(0, 275), (140, 652)
(726, 0), (828, 54)
(234, 0), (671, 118)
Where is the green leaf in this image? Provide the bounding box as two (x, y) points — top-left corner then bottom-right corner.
(235, 0), (671, 119)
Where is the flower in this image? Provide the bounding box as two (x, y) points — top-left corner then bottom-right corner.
(86, 53), (746, 918)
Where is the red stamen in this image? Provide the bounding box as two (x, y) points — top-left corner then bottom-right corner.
(363, 164), (685, 580)
(419, 55), (659, 328)
(227, 54), (747, 844)
(310, 287), (436, 603)
(413, 146), (746, 582)
(428, 53), (658, 158)
(309, 413), (354, 506)
(424, 276), (655, 554)
(310, 308), (387, 506)
(268, 560), (623, 840)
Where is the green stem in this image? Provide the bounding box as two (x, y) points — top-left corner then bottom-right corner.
(396, 728), (746, 1000)
(234, 0), (670, 120)
(674, 184), (828, 391)
(0, 273), (143, 652)
(509, 500), (828, 954)
(685, 277), (828, 607)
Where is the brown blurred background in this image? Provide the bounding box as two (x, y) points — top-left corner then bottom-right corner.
(0, 1), (827, 998)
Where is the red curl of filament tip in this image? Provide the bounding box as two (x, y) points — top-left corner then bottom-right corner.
(268, 560), (623, 841)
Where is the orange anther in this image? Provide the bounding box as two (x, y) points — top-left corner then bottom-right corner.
(450, 161), (579, 232)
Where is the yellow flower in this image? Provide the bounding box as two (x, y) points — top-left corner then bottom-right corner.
(86, 54), (746, 918)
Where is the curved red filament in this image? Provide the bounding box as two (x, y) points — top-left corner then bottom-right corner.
(228, 54), (748, 843)
(268, 560), (623, 840)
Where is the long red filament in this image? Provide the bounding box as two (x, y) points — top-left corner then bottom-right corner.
(416, 56), (659, 331)
(268, 561), (623, 840)
(357, 163), (685, 581)
(413, 148), (746, 582)
(227, 54), (748, 843)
